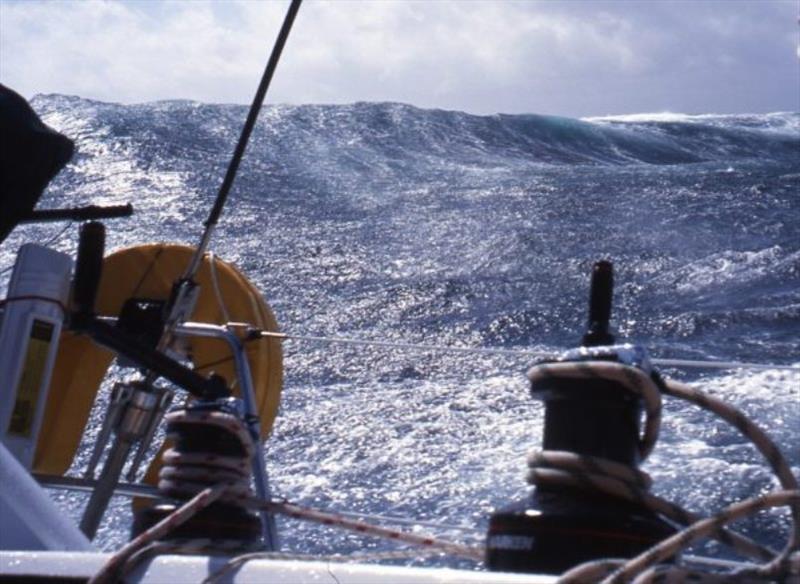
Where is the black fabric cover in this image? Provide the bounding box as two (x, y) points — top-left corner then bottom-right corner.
(0, 84), (75, 244)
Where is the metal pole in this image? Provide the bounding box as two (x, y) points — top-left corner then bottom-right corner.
(184, 0), (303, 281)
(149, 0), (303, 372)
(79, 436), (135, 538)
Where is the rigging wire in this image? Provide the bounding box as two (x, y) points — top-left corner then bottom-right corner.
(0, 221), (74, 277)
(183, 0), (303, 281)
(189, 323), (799, 373)
(253, 330), (800, 372)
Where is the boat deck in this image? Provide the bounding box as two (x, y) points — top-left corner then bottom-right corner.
(0, 551), (555, 584)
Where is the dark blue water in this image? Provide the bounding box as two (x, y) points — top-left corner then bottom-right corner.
(2, 96), (798, 565)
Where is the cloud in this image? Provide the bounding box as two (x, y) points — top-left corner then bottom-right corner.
(1, 0), (797, 116)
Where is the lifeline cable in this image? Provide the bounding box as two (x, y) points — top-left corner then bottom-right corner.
(253, 329), (800, 372)
(189, 324), (800, 373)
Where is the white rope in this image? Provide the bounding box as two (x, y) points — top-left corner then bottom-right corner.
(317, 508), (482, 535)
(525, 360), (798, 582)
(529, 361), (663, 458)
(254, 330), (800, 372)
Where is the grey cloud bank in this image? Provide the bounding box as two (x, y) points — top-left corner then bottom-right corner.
(0, 0), (797, 117)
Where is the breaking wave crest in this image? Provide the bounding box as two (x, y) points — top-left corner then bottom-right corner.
(31, 95), (800, 171)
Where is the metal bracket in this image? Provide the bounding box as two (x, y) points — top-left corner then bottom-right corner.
(174, 322), (279, 551)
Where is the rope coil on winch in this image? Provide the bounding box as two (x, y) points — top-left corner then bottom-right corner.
(528, 361), (663, 459)
(129, 404), (264, 552)
(114, 403), (483, 582)
(158, 409), (255, 504)
(524, 359), (799, 582)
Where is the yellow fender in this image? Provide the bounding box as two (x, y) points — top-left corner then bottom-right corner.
(33, 244), (283, 479)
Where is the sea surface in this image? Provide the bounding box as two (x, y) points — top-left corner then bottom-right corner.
(2, 96), (799, 567)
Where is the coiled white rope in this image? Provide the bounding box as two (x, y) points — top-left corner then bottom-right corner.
(525, 360), (798, 583)
(529, 362), (663, 458)
(559, 491), (800, 583)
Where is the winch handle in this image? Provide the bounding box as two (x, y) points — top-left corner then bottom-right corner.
(73, 221), (105, 319)
(582, 260), (615, 347)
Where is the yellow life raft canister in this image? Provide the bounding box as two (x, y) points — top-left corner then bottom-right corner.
(33, 244), (283, 480)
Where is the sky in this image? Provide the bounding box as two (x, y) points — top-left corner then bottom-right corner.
(0, 0), (797, 117)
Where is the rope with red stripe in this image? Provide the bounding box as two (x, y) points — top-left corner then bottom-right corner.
(107, 491), (482, 582)
(89, 484), (228, 584)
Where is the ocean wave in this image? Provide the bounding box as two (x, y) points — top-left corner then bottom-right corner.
(31, 95), (800, 170)
(654, 246), (798, 295)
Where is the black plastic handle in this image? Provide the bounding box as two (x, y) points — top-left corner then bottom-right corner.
(582, 260), (615, 347)
(73, 221), (105, 317)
